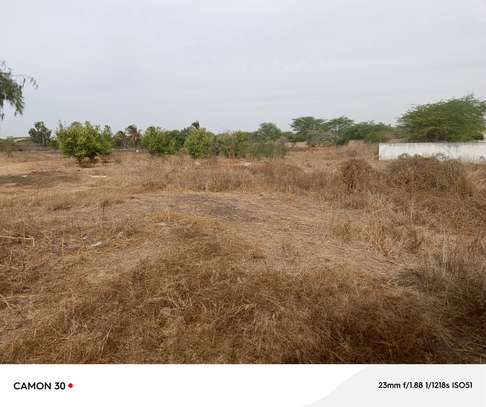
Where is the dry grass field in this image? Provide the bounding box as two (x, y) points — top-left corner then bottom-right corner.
(1, 143), (485, 363)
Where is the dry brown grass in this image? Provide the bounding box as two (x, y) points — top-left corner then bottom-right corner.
(1, 145), (485, 363)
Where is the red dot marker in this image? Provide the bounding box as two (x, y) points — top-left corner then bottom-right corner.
(68, 383), (73, 389)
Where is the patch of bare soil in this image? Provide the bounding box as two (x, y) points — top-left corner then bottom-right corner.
(0, 171), (79, 188)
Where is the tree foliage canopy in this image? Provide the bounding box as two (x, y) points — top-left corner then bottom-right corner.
(28, 121), (52, 146)
(290, 117), (325, 139)
(125, 124), (142, 147)
(322, 116), (354, 134)
(184, 127), (212, 158)
(255, 122), (282, 141)
(142, 127), (176, 155)
(0, 61), (37, 120)
(341, 121), (392, 144)
(398, 95), (486, 142)
(57, 122), (112, 164)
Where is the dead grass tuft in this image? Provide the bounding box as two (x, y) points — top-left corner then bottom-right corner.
(400, 238), (486, 328)
(340, 159), (375, 192)
(387, 156), (473, 196)
(0, 220), (459, 363)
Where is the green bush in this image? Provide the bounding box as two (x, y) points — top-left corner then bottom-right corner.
(113, 130), (129, 148)
(57, 122), (113, 165)
(214, 132), (287, 159)
(125, 125), (142, 147)
(339, 121), (392, 144)
(99, 126), (113, 156)
(218, 131), (251, 158)
(28, 121), (51, 146)
(290, 116), (326, 140)
(245, 140), (287, 158)
(184, 127), (212, 158)
(364, 129), (389, 144)
(305, 130), (334, 147)
(398, 95), (486, 142)
(49, 138), (59, 149)
(142, 127), (176, 155)
(254, 122), (282, 141)
(166, 129), (186, 151)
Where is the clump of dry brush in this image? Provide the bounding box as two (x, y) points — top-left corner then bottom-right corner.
(387, 155), (473, 196)
(0, 211), (465, 363)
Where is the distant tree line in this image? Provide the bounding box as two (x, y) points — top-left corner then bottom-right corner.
(289, 116), (393, 145)
(1, 61), (483, 165)
(20, 93), (485, 165)
(4, 60), (485, 166)
(43, 120), (289, 164)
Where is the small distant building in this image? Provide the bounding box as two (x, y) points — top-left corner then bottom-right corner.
(379, 142), (486, 162)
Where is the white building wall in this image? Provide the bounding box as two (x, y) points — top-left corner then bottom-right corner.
(379, 142), (486, 162)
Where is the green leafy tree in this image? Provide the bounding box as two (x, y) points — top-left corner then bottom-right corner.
(287, 134), (305, 143)
(306, 129), (331, 147)
(142, 126), (176, 155)
(175, 122), (202, 150)
(313, 116), (353, 145)
(340, 121), (392, 144)
(57, 121), (112, 165)
(28, 121), (52, 146)
(167, 129), (186, 150)
(290, 116), (325, 140)
(125, 124), (142, 147)
(245, 140), (287, 158)
(254, 122), (282, 141)
(218, 131), (251, 158)
(323, 116), (354, 134)
(113, 130), (128, 148)
(99, 125), (114, 156)
(184, 127), (212, 158)
(398, 95), (486, 141)
(0, 61), (37, 120)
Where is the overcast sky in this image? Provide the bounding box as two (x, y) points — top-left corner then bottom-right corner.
(2, 0), (486, 137)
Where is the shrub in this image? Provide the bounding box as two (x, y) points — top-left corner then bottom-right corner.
(398, 95), (486, 141)
(290, 116), (326, 140)
(184, 127), (212, 158)
(365, 129), (389, 144)
(340, 159), (375, 192)
(214, 132), (287, 159)
(208, 135), (223, 156)
(340, 121), (393, 144)
(166, 129), (186, 151)
(126, 125), (142, 147)
(142, 127), (176, 155)
(245, 140), (288, 159)
(387, 156), (472, 196)
(218, 131), (251, 158)
(0, 138), (21, 156)
(49, 138), (59, 149)
(28, 121), (52, 146)
(113, 130), (129, 148)
(254, 122), (282, 141)
(306, 130), (332, 147)
(99, 125), (113, 156)
(400, 237), (486, 335)
(57, 121), (113, 165)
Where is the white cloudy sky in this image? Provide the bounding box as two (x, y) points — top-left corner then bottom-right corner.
(2, 0), (486, 136)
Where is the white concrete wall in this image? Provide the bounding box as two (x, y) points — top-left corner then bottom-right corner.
(379, 142), (486, 162)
